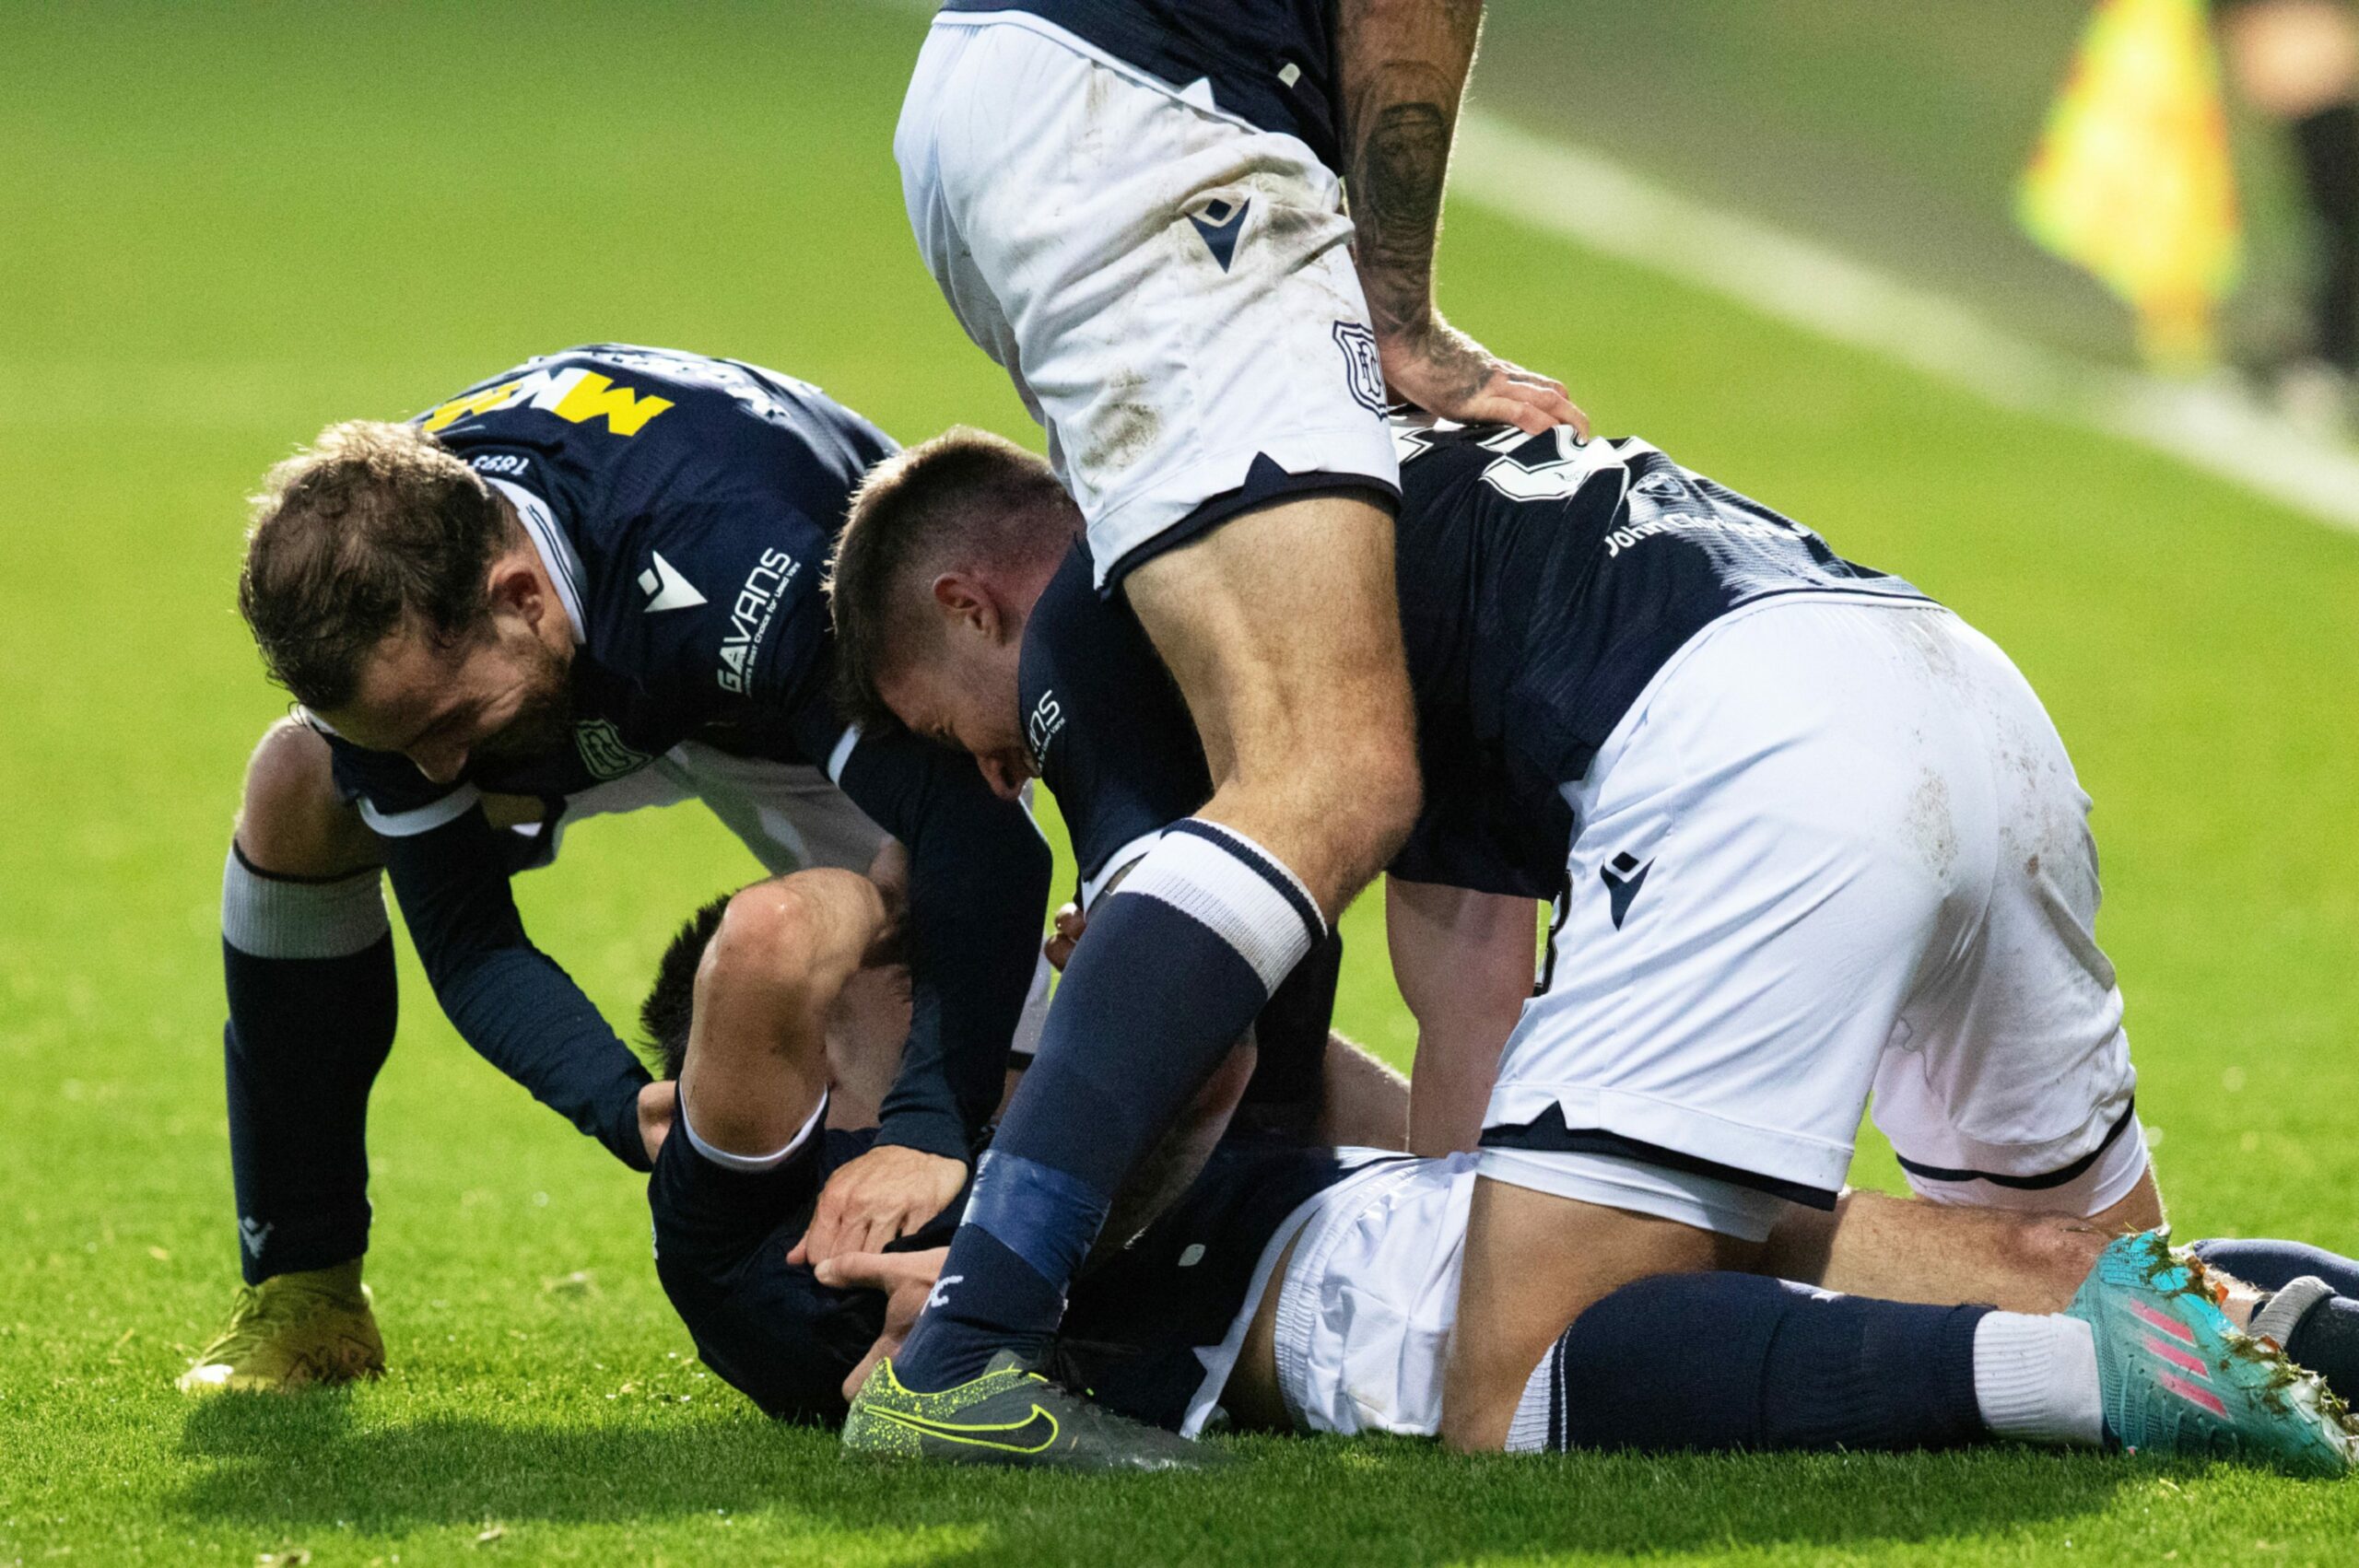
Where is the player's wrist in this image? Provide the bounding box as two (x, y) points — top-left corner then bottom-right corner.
(870, 1108), (972, 1165)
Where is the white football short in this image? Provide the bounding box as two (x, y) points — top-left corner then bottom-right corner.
(497, 741), (887, 878)
(1182, 1152), (1479, 1440)
(1479, 595), (2146, 1242)
(896, 13), (1402, 588)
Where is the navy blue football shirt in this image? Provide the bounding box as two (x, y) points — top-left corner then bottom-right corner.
(1023, 415), (1927, 903)
(651, 1117), (1349, 1429)
(323, 346), (1049, 1166)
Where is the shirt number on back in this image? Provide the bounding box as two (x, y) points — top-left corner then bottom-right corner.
(1473, 425), (1623, 503)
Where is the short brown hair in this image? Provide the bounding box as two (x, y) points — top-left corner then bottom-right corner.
(239, 420), (517, 710)
(825, 427), (1078, 730)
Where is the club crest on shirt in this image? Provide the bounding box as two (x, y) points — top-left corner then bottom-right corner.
(1332, 321), (1387, 415)
(575, 718), (651, 780)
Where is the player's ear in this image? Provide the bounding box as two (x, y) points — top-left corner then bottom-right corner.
(486, 551), (546, 626)
(930, 572), (1000, 640)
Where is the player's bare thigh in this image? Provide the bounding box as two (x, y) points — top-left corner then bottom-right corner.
(1220, 1228), (1304, 1433)
(680, 871), (890, 1159)
(1757, 1169), (2165, 1316)
(1442, 1178), (1760, 1452)
(1444, 1168), (2167, 1451)
(1121, 492), (1422, 915)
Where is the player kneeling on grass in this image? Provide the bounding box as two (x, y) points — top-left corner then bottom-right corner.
(649, 867), (2359, 1472)
(825, 418), (2355, 1469)
(185, 345), (1049, 1393)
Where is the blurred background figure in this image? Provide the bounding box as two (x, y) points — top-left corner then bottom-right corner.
(2019, 0), (2246, 373)
(2217, 0), (2359, 432)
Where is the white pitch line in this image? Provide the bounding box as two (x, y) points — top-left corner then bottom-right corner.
(1452, 110), (2359, 534)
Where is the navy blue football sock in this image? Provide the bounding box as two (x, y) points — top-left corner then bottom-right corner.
(221, 848), (398, 1284)
(2281, 1295), (2359, 1406)
(887, 1208), (1071, 1382)
(2194, 1238), (2359, 1405)
(1236, 929), (1340, 1140)
(892, 821), (1323, 1391)
(2193, 1237), (2359, 1298)
(1523, 1272), (1989, 1453)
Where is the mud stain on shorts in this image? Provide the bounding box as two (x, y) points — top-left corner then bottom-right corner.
(1085, 367), (1162, 477)
(1907, 768), (1959, 883)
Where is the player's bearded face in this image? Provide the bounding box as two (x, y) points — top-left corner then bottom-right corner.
(322, 617), (575, 785)
(466, 629), (574, 766)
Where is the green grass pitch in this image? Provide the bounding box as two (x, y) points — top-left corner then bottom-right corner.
(5, 3), (2358, 1562)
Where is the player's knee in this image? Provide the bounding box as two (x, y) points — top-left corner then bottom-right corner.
(1314, 731), (1421, 884)
(236, 720), (371, 877)
(1356, 734), (1423, 857)
(1999, 1211), (2112, 1299)
(1349, 735), (1415, 882)
(703, 879), (843, 1021)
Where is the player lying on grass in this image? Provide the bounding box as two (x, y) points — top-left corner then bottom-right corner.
(187, 345), (1050, 1393)
(647, 864), (2359, 1472)
(824, 415), (2261, 1463)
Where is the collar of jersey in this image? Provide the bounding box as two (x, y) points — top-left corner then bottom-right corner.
(487, 478), (586, 646)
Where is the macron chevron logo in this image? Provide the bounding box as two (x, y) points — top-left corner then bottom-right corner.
(639, 551), (707, 613)
(1600, 851), (1652, 930)
(1189, 197), (1250, 272)
(239, 1216), (273, 1259)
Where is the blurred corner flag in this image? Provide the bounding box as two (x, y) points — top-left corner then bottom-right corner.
(2020, 0), (2244, 369)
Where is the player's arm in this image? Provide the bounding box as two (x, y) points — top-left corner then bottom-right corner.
(375, 805), (661, 1170)
(833, 723), (1051, 1154)
(792, 720), (1052, 1262)
(1386, 876), (1534, 1155)
(1337, 0), (1585, 434)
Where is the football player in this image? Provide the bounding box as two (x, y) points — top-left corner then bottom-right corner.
(647, 864), (2358, 1473)
(184, 345), (1050, 1392)
(875, 0), (1581, 1434)
(827, 414), (2204, 1457)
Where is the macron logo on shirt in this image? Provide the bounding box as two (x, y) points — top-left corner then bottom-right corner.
(639, 551), (707, 613)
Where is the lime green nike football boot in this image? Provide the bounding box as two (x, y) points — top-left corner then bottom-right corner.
(841, 1351), (1226, 1470)
(176, 1259), (385, 1394)
(2066, 1230), (2357, 1477)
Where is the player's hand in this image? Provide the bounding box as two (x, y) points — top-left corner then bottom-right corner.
(636, 1078), (677, 1167)
(1044, 901), (1086, 971)
(815, 1246), (948, 1402)
(1378, 314), (1588, 438)
(789, 1145), (967, 1269)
